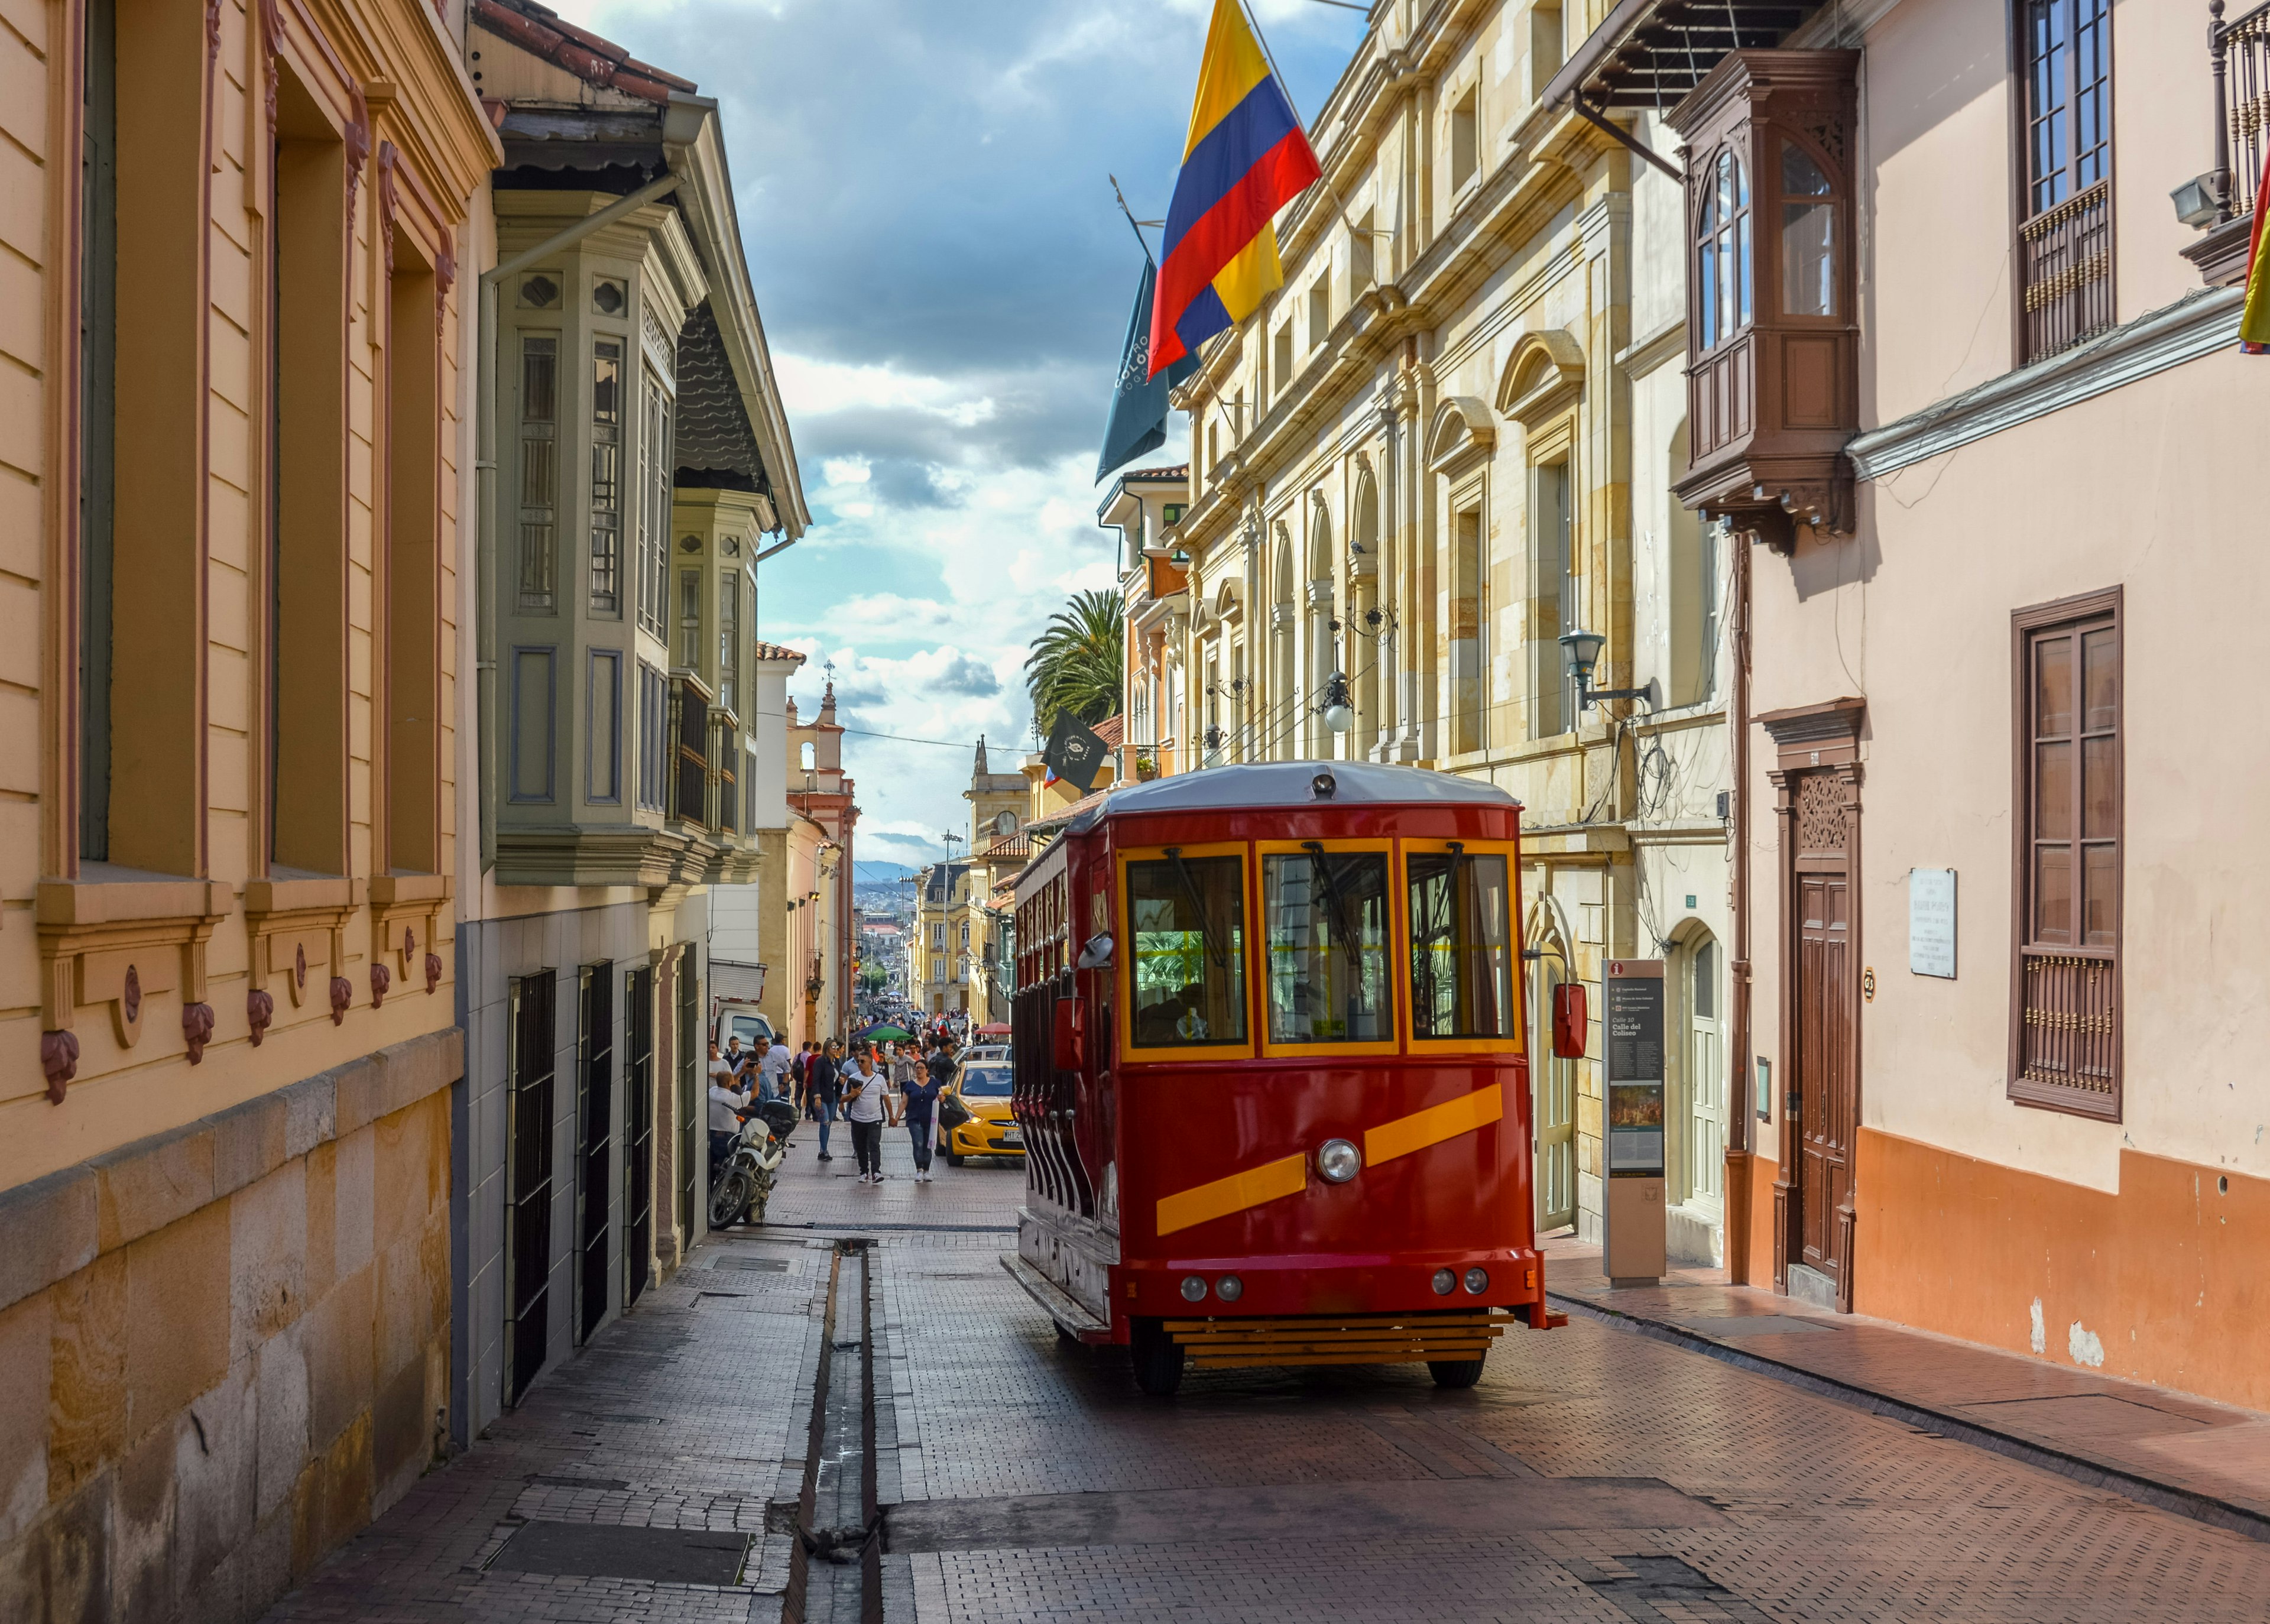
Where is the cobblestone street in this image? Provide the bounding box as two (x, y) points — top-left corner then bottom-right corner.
(243, 1127), (2270, 1623)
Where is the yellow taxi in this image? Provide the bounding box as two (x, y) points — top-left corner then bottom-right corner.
(943, 1057), (1022, 1165)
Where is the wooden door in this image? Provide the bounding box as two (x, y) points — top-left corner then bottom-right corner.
(1793, 775), (1853, 1284)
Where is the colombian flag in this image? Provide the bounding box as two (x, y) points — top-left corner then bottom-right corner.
(1147, 0), (1322, 378)
(2244, 142), (2270, 355)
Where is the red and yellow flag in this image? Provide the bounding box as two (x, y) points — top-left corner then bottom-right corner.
(2245, 144), (2270, 355)
(1147, 0), (1322, 377)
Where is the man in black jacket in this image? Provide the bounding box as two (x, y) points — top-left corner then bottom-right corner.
(808, 1040), (842, 1161)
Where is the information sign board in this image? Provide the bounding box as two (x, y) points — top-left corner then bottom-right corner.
(1604, 960), (1665, 1177)
(1909, 868), (1957, 978)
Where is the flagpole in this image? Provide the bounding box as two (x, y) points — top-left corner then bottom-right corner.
(1231, 0), (1371, 254)
(1108, 174), (1157, 265)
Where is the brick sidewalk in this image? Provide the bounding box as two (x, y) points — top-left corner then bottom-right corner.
(255, 1231), (830, 1623)
(1539, 1233), (2270, 1537)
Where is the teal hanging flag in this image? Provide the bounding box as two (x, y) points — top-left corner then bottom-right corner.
(1097, 255), (1196, 485)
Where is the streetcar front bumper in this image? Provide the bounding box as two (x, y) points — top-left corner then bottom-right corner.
(1112, 1248), (1556, 1327)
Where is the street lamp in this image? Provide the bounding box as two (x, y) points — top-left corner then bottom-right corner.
(1558, 631), (1656, 712)
(1319, 671), (1354, 734)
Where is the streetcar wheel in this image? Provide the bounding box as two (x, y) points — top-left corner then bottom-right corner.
(1428, 1355), (1486, 1389)
(1130, 1322), (1185, 1396)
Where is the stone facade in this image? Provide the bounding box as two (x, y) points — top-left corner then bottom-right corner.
(0, 1032), (459, 1621)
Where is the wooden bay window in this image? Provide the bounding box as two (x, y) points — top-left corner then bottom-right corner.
(1668, 51), (1859, 552)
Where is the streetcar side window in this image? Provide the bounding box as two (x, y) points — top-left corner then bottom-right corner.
(1126, 854), (1248, 1047)
(1406, 848), (1516, 1040)
(1264, 849), (1392, 1043)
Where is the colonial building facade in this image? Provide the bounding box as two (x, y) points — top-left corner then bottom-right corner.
(1560, 0), (2268, 1408)
(452, 0), (808, 1439)
(1128, 0), (2269, 1410)
(0, 1), (495, 1615)
(1132, 0), (1736, 1255)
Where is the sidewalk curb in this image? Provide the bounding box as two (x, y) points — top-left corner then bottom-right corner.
(1547, 1291), (2270, 1547)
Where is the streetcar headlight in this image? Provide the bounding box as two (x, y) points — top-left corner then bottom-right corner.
(1432, 1268), (1457, 1296)
(1179, 1275), (1208, 1302)
(1463, 1267), (1490, 1295)
(1215, 1275), (1243, 1303)
(1316, 1138), (1361, 1184)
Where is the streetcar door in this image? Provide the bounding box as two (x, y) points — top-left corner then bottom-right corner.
(1526, 931), (1577, 1232)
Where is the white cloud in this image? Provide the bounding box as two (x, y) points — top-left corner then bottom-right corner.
(778, 354), (997, 430)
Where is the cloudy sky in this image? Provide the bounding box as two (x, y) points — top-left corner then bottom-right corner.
(541, 0), (1368, 871)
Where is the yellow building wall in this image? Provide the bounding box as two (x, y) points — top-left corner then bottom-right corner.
(0, 2), (497, 1615)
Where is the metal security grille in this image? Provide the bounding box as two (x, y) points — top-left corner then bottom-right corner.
(676, 958), (699, 1243)
(622, 965), (654, 1308)
(505, 972), (557, 1406)
(576, 964), (615, 1344)
(2018, 1), (2114, 362)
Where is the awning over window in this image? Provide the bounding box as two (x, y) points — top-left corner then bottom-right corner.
(1541, 1), (1821, 111)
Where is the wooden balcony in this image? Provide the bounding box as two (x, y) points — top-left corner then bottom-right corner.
(2185, 0), (2269, 286)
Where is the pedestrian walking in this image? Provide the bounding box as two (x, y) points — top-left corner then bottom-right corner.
(842, 1043), (897, 1183)
(902, 1037), (951, 1182)
(809, 1040), (842, 1161)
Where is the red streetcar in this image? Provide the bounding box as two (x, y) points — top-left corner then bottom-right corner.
(1003, 761), (1563, 1395)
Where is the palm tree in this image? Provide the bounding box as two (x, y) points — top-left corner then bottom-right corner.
(1024, 589), (1123, 735)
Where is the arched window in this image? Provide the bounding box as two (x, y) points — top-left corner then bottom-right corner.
(1695, 148), (1753, 352)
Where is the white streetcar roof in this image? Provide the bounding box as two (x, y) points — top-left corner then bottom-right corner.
(1070, 761), (1518, 832)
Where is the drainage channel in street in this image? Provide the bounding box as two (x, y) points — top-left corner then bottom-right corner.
(785, 1238), (882, 1624)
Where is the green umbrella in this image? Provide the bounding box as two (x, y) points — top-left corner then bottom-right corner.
(856, 1022), (914, 1043)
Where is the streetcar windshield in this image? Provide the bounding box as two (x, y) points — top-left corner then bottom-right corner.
(1126, 852), (1248, 1048)
(1407, 848), (1516, 1039)
(1264, 848), (1392, 1042)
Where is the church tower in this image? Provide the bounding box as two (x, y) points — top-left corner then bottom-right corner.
(965, 734), (1029, 850)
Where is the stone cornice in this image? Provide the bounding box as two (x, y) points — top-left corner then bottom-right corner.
(1849, 287), (2244, 481)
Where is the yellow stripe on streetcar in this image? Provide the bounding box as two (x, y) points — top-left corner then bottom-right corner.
(1156, 1152), (1308, 1236)
(1152, 1085), (1507, 1237)
(1364, 1085), (1502, 1167)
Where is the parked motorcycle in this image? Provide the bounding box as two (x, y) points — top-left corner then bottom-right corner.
(709, 1097), (799, 1228)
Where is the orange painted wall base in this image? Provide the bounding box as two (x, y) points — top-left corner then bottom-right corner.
(1851, 1128), (2270, 1413)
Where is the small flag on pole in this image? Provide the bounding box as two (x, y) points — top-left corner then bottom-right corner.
(1043, 713), (1111, 795)
(1148, 0), (1322, 377)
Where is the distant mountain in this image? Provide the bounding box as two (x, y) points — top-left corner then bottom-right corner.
(853, 860), (924, 883)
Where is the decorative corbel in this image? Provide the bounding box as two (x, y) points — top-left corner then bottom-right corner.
(247, 988), (275, 1046)
(182, 1001), (216, 1064)
(37, 881), (227, 1088)
(425, 952), (443, 995)
(369, 962), (391, 1009)
(343, 83), (371, 216)
(329, 977), (353, 1025)
(42, 1032), (79, 1103)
